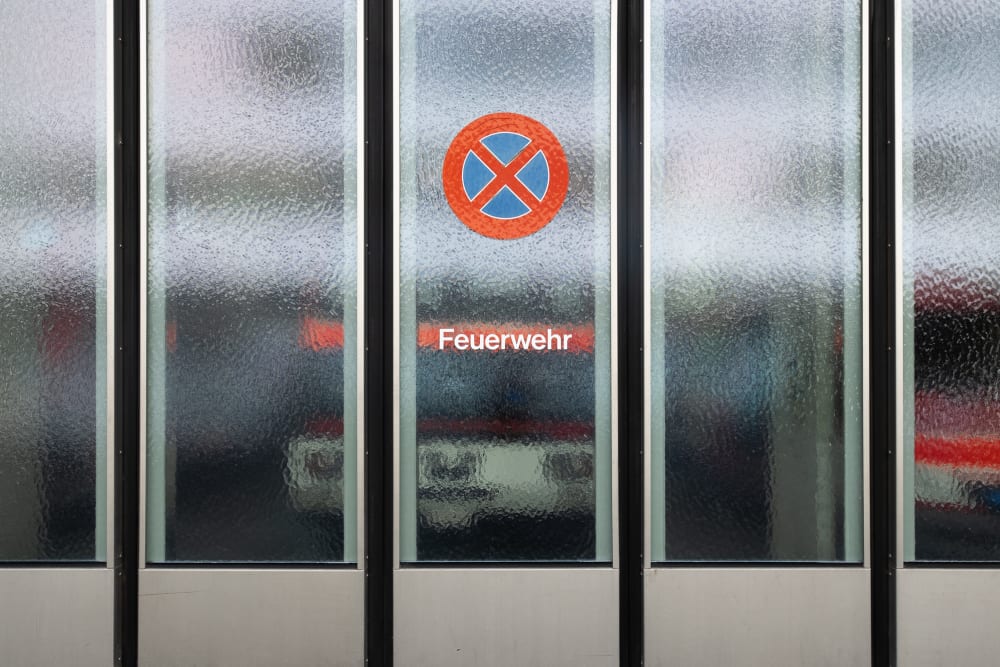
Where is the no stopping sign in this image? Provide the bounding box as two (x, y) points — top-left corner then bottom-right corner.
(442, 113), (569, 240)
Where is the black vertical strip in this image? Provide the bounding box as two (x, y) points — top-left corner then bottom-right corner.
(364, 0), (393, 664)
(113, 0), (141, 664)
(870, 0), (896, 665)
(619, 0), (644, 664)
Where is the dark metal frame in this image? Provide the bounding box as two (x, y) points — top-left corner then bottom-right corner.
(619, 0), (645, 665)
(114, 0), (141, 664)
(364, 0), (394, 664)
(870, 0), (897, 665)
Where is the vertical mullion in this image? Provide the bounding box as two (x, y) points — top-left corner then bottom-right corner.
(619, 0), (644, 664)
(113, 0), (141, 664)
(365, 0), (393, 663)
(869, 0), (897, 664)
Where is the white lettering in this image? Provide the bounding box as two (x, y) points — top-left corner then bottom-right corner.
(546, 328), (561, 350)
(512, 333), (532, 349)
(439, 328), (455, 350)
(437, 327), (579, 352)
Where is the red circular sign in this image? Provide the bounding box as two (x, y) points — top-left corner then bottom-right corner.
(442, 113), (569, 240)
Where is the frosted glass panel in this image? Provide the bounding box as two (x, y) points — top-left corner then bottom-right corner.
(0, 0), (107, 562)
(398, 0), (613, 562)
(147, 0), (358, 563)
(649, 0), (863, 562)
(903, 0), (1000, 561)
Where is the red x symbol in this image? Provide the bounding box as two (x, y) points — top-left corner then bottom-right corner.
(468, 142), (542, 211)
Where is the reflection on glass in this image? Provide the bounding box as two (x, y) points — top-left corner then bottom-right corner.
(649, 0), (863, 562)
(903, 0), (1000, 561)
(399, 0), (613, 562)
(0, 0), (107, 562)
(147, 0), (358, 562)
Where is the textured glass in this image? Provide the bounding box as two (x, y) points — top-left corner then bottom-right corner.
(903, 1), (1000, 561)
(399, 0), (613, 562)
(649, 0), (864, 562)
(147, 0), (358, 562)
(0, 0), (107, 561)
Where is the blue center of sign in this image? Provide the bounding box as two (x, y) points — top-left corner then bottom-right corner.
(461, 132), (550, 220)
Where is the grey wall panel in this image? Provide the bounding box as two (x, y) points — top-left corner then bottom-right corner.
(645, 568), (870, 666)
(394, 569), (618, 667)
(898, 569), (1000, 667)
(139, 569), (364, 666)
(0, 569), (114, 667)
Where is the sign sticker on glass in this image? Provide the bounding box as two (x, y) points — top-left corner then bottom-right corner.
(442, 112), (569, 240)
